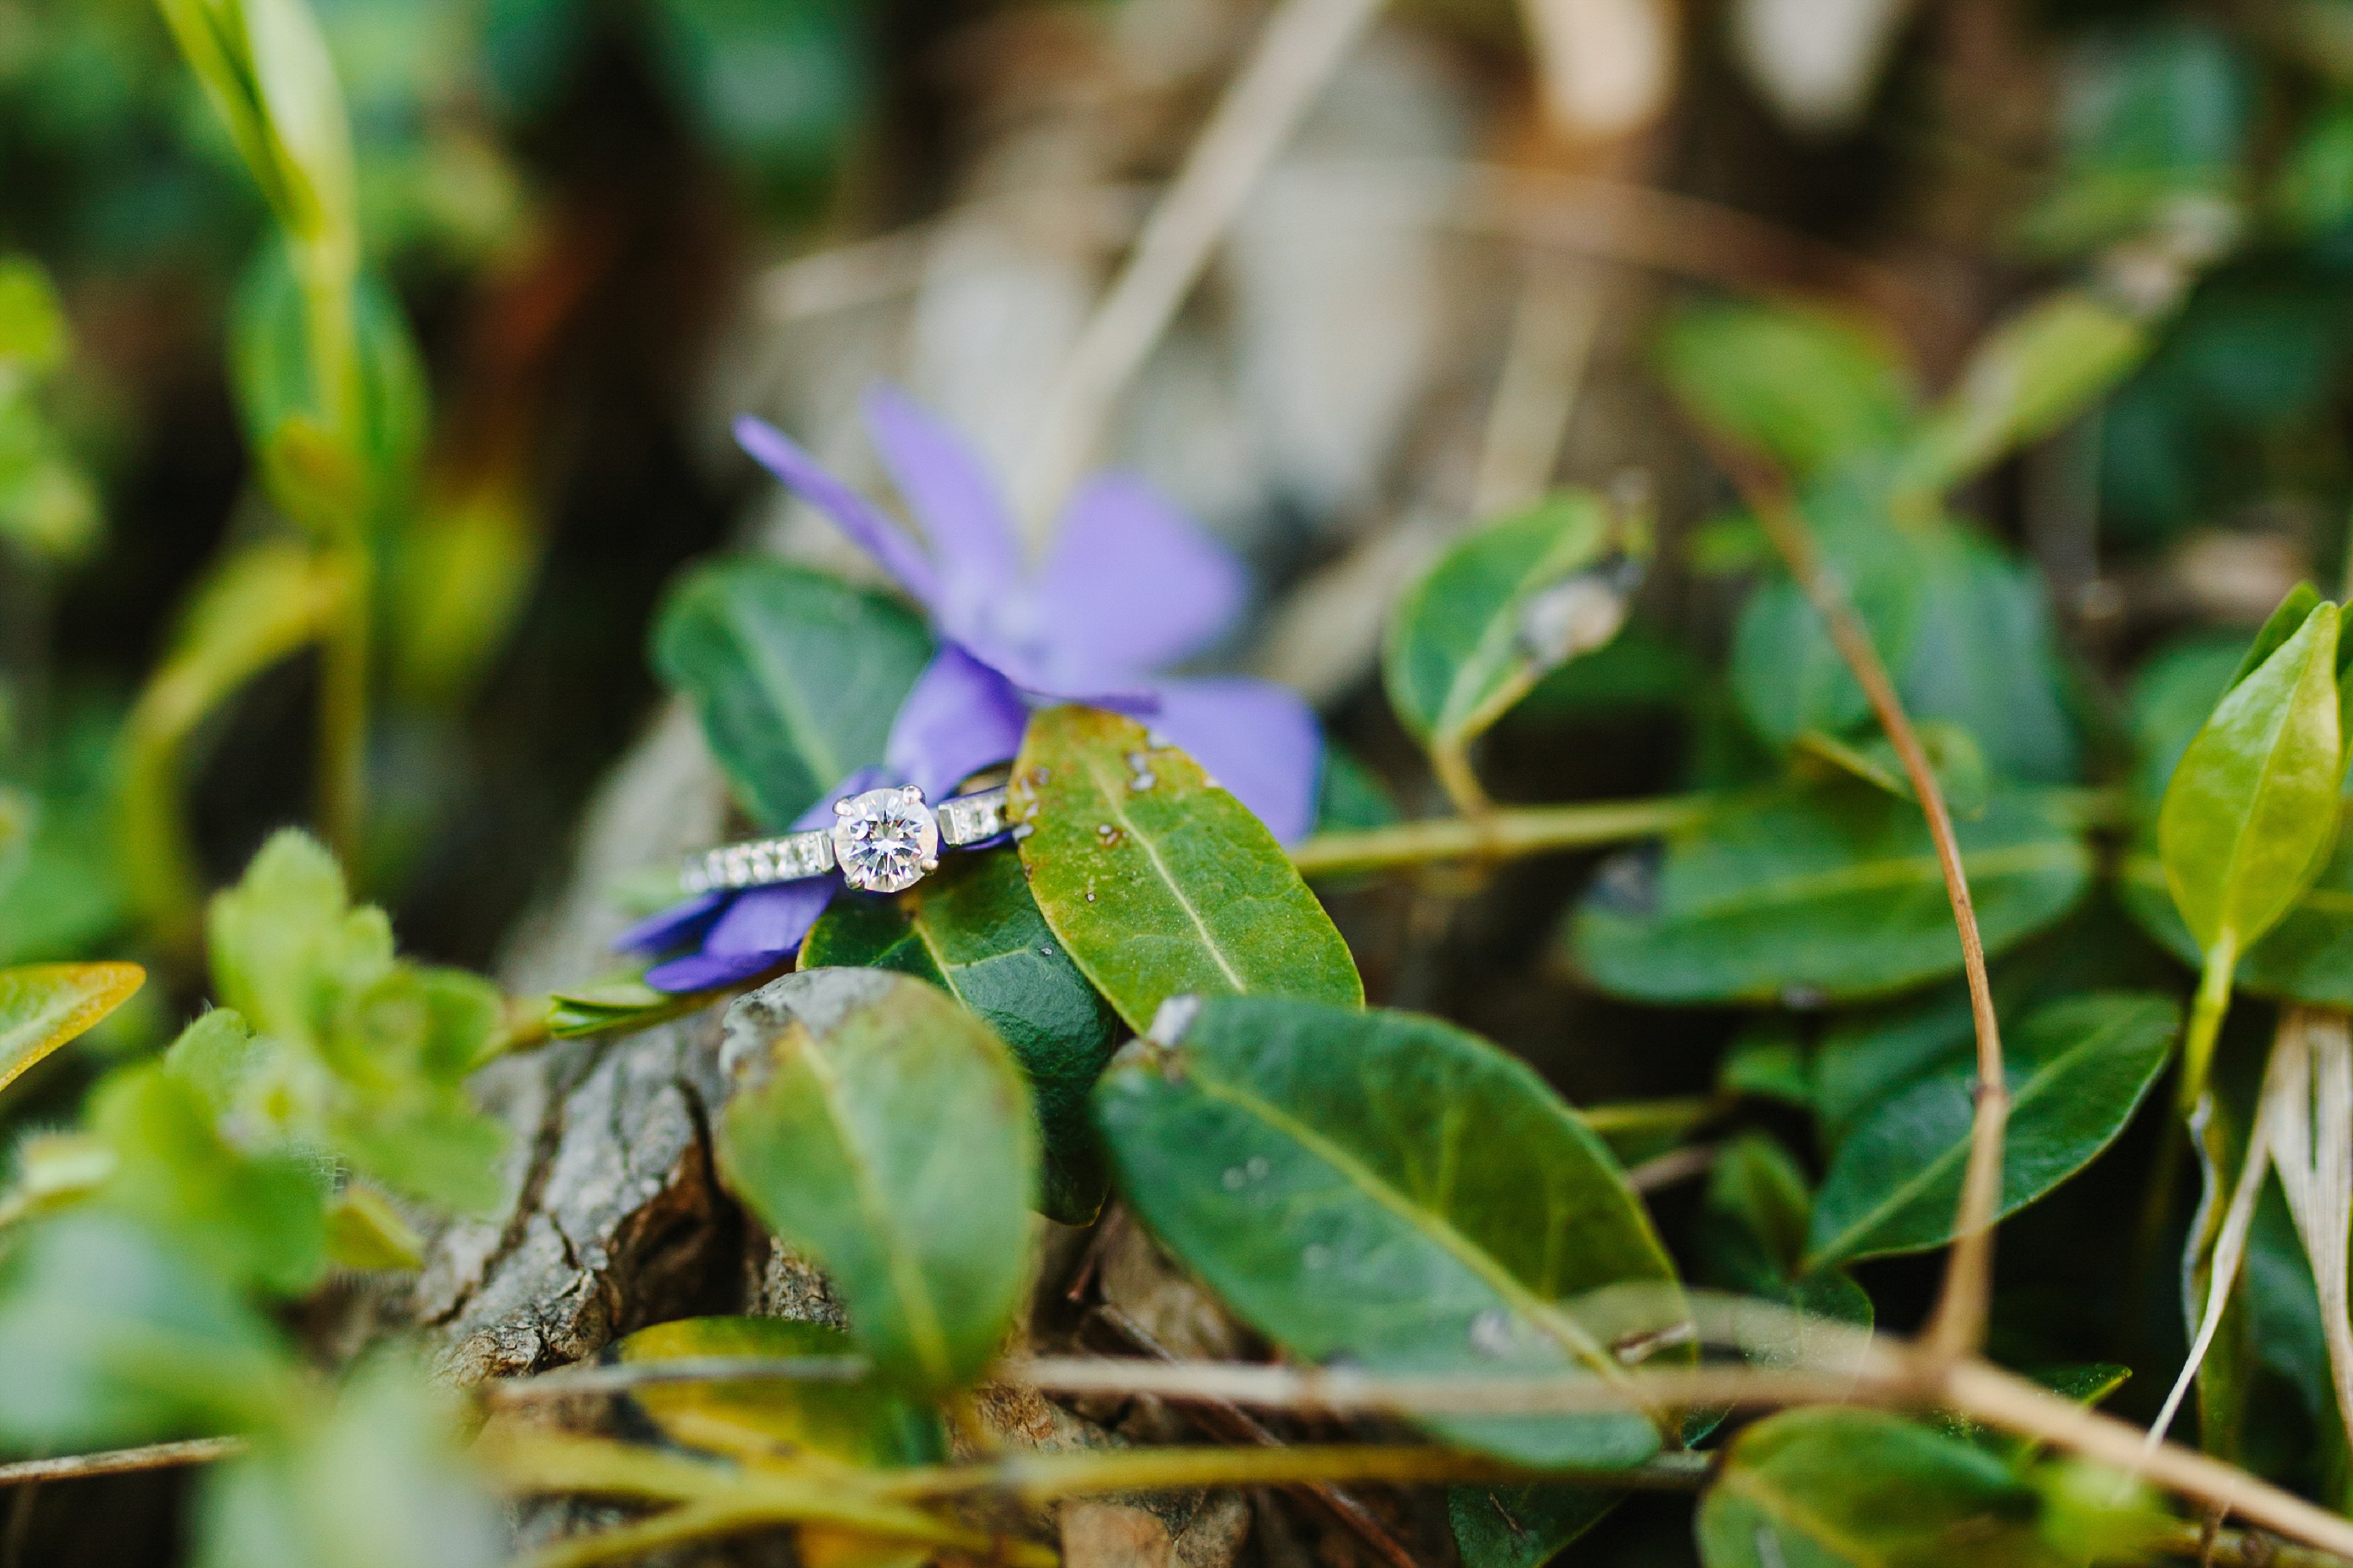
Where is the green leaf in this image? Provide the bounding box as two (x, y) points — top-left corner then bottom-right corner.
(1095, 994), (1679, 1466)
(801, 848), (1119, 1225)
(0, 257), (66, 374)
(91, 1061), (331, 1296)
(1009, 706), (1361, 1032)
(1382, 491), (1622, 748)
(2157, 597), (2345, 958)
(229, 246), (426, 532)
(0, 1212), (298, 1453)
(1699, 1133), (1871, 1325)
(1805, 992), (2179, 1267)
(192, 1354), (500, 1568)
(547, 979), (717, 1040)
(1656, 303), (1916, 480)
(1314, 742), (1400, 832)
(323, 1185), (425, 1271)
(614, 1315), (945, 1466)
(2121, 841), (2353, 1009)
(653, 559), (933, 829)
(716, 970), (1037, 1395)
(1568, 786), (2093, 1005)
(1903, 292), (2152, 495)
(1812, 989), (1975, 1147)
(1697, 1407), (2052, 1568)
(0, 962), (144, 1097)
(1449, 1484), (1617, 1568)
(1794, 721), (1991, 821)
(1736, 522), (2079, 784)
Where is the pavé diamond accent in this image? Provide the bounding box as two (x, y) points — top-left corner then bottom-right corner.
(830, 786), (940, 893)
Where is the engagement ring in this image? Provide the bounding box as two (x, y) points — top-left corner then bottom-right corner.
(682, 783), (1010, 897)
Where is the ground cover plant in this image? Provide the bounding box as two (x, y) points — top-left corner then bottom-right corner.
(18, 0), (2353, 1565)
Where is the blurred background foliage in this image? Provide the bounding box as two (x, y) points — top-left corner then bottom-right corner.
(13, 0), (2353, 1483)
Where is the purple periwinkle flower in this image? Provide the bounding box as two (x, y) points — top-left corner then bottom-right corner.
(737, 388), (1324, 841)
(623, 389), (1323, 994)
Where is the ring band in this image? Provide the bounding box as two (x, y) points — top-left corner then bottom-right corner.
(683, 784), (1010, 897)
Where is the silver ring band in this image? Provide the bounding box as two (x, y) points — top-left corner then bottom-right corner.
(684, 784), (1010, 897)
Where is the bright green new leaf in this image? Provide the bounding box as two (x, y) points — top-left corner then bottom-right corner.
(2120, 845), (2353, 1009)
(1656, 302), (1917, 480)
(1010, 706), (1361, 1032)
(239, 0), (358, 254)
(1568, 786), (2092, 1005)
(1697, 1407), (2057, 1568)
(1382, 491), (1623, 749)
(1096, 995), (1680, 1466)
(1806, 992), (2179, 1266)
(615, 1315), (944, 1467)
(323, 1185), (425, 1272)
(0, 962), (143, 1097)
(547, 979), (715, 1040)
(91, 1061), (331, 1297)
(1903, 291), (2151, 496)
(0, 1211), (298, 1453)
(802, 848), (1120, 1225)
(716, 970), (1037, 1395)
(2157, 597), (2346, 959)
(653, 558), (932, 829)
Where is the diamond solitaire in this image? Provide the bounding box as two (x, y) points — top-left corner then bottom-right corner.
(830, 785), (941, 893)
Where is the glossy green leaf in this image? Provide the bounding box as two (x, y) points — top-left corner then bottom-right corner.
(2157, 597), (2345, 958)
(2123, 842), (2353, 1009)
(1096, 995), (1679, 1465)
(1010, 706), (1361, 1032)
(1903, 292), (2152, 495)
(716, 970), (1037, 1395)
(0, 962), (143, 1097)
(1806, 992), (2179, 1266)
(801, 848), (1119, 1225)
(653, 558), (932, 829)
(1697, 1407), (2055, 1568)
(614, 1315), (944, 1466)
(1656, 302), (1916, 480)
(1568, 786), (2093, 1005)
(0, 1212), (298, 1453)
(1382, 491), (1620, 747)
(1812, 989), (1975, 1147)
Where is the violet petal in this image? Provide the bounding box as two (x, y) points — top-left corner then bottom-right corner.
(1150, 677), (1324, 845)
(645, 948), (795, 994)
(735, 415), (942, 610)
(703, 878), (838, 956)
(614, 889), (731, 955)
(1035, 472), (1246, 675)
(863, 387), (1021, 626)
(887, 643), (1030, 800)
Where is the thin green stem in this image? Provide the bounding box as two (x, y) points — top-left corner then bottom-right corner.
(2179, 938), (2240, 1118)
(317, 542), (369, 871)
(1289, 794), (1711, 877)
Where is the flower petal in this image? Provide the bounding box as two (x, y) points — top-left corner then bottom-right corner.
(614, 889), (731, 955)
(702, 878), (838, 957)
(1035, 473), (1246, 674)
(644, 948), (795, 994)
(887, 643), (1031, 800)
(735, 415), (942, 609)
(1150, 677), (1324, 845)
(863, 387), (1022, 622)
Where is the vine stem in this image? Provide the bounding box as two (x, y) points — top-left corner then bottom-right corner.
(1287, 794), (1711, 876)
(0, 1437), (244, 1488)
(1012, 0), (1383, 528)
(1722, 459), (2008, 1366)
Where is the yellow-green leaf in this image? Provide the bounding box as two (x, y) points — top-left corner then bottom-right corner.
(0, 962), (143, 1097)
